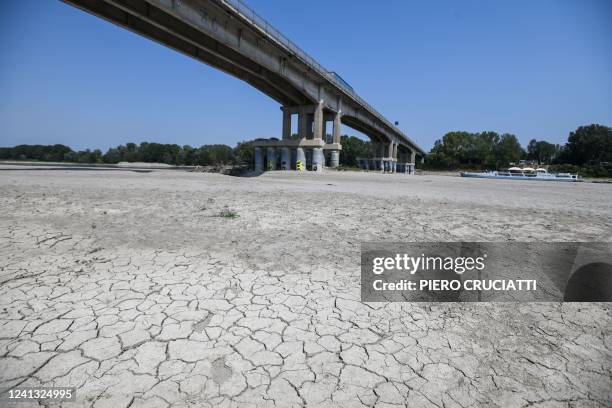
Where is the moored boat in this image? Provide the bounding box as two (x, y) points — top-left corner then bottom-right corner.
(460, 168), (579, 182)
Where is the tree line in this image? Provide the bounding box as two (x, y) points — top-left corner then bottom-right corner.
(423, 124), (611, 177)
(0, 141), (254, 167)
(1, 123), (610, 176)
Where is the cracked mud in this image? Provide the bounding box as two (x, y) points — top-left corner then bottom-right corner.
(0, 168), (611, 407)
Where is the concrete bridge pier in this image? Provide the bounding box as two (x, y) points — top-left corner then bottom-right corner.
(327, 110), (342, 168)
(296, 147), (306, 170)
(266, 147), (276, 171)
(282, 107), (291, 141)
(330, 150), (340, 168)
(281, 147), (291, 170)
(254, 147), (263, 172)
(312, 148), (324, 172)
(378, 143), (386, 172)
(391, 142), (398, 173)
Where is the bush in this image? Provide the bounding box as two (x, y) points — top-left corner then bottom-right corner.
(548, 163), (612, 178)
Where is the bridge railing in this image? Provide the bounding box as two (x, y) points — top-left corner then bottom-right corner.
(221, 0), (414, 146)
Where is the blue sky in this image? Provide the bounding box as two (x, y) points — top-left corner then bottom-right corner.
(1, 0), (611, 151)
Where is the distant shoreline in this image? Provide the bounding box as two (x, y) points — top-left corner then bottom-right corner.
(0, 160), (195, 170)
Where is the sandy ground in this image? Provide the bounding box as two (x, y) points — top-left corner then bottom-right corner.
(0, 166), (611, 407)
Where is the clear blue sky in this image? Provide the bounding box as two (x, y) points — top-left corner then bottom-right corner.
(1, 0), (611, 151)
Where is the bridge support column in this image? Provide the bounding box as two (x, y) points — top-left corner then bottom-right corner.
(410, 150), (416, 174)
(371, 143), (378, 170)
(298, 107), (308, 139)
(312, 148), (324, 172)
(330, 150), (339, 168)
(379, 143), (386, 172)
(266, 147), (276, 171)
(254, 147), (263, 172)
(296, 148), (306, 171)
(282, 107), (291, 140)
(281, 147), (290, 170)
(333, 111), (342, 143)
(313, 100), (324, 141)
(328, 110), (341, 168)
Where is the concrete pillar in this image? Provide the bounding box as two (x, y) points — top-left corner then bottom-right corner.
(410, 150), (416, 165)
(306, 115), (314, 138)
(266, 147), (276, 171)
(295, 148), (306, 171)
(312, 147), (324, 172)
(313, 100), (324, 140)
(393, 143), (398, 160)
(332, 110), (341, 144)
(280, 147), (290, 170)
(328, 109), (341, 167)
(282, 108), (291, 140)
(254, 147), (263, 172)
(330, 150), (340, 168)
(298, 108), (308, 139)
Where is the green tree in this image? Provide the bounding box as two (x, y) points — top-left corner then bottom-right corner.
(527, 139), (560, 164)
(493, 134), (524, 167)
(558, 124), (612, 165)
(425, 131), (524, 170)
(233, 141), (254, 165)
(339, 135), (371, 167)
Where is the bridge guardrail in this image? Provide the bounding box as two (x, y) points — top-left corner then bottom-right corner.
(221, 0), (418, 149)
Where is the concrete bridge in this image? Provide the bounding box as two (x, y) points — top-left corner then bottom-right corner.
(63, 0), (426, 172)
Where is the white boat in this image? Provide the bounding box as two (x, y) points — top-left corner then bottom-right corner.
(460, 168), (579, 182)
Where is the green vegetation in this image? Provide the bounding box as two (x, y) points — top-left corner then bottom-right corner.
(0, 142), (251, 166)
(217, 206), (239, 218)
(338, 135), (372, 167)
(425, 131), (523, 170)
(423, 124), (611, 177)
(1, 124), (609, 176)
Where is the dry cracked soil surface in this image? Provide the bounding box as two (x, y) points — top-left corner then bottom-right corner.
(0, 167), (611, 407)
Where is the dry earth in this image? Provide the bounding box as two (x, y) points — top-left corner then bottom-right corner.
(0, 166), (611, 407)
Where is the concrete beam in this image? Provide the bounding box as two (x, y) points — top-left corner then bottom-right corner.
(253, 139), (325, 148)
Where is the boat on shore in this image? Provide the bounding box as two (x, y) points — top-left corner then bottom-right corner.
(460, 167), (580, 182)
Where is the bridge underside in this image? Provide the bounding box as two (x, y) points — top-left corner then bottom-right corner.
(63, 0), (426, 172)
